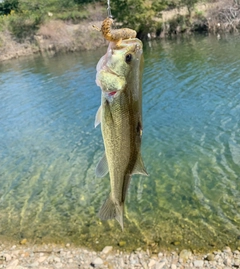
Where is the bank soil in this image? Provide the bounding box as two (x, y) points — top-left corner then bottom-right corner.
(0, 19), (106, 62)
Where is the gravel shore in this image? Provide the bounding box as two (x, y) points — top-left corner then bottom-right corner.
(0, 242), (240, 269)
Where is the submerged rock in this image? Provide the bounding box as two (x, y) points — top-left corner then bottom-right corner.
(118, 241), (126, 247)
(101, 246), (113, 254)
(206, 253), (215, 261)
(179, 249), (192, 263)
(20, 239), (27, 245)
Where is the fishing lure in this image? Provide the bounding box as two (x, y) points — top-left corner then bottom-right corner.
(101, 17), (136, 46)
(93, 17), (137, 47)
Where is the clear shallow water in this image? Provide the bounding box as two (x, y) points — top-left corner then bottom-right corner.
(0, 34), (240, 252)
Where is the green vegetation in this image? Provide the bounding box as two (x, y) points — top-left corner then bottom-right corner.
(1, 0), (238, 43)
(0, 0), (207, 40)
(170, 0), (200, 16)
(110, 0), (209, 38)
(0, 0), (94, 40)
(0, 0), (19, 16)
(111, 0), (166, 38)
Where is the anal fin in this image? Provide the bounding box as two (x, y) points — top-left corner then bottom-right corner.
(95, 153), (109, 178)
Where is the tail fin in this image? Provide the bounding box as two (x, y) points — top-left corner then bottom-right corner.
(98, 195), (124, 230)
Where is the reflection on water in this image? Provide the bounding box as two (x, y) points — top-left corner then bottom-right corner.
(0, 35), (240, 252)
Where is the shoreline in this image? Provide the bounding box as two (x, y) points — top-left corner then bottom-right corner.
(0, 241), (240, 268)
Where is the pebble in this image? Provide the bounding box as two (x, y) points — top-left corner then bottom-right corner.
(224, 257), (232, 266)
(4, 253), (12, 261)
(223, 246), (232, 253)
(37, 256), (47, 263)
(155, 260), (166, 269)
(29, 262), (39, 267)
(55, 262), (63, 268)
(6, 259), (19, 269)
(206, 253), (215, 261)
(234, 258), (240, 267)
(179, 249), (192, 262)
(93, 257), (104, 266)
(193, 259), (204, 267)
(0, 243), (239, 269)
(53, 257), (61, 263)
(148, 258), (157, 267)
(158, 252), (163, 258)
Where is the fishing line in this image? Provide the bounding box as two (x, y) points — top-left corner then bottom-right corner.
(107, 0), (112, 18)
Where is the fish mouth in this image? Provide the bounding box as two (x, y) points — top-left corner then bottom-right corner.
(103, 90), (119, 102)
(108, 91), (117, 96)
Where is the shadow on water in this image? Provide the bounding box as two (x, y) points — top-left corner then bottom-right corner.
(0, 34), (240, 252)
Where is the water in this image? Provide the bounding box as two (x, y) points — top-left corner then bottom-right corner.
(0, 34), (240, 252)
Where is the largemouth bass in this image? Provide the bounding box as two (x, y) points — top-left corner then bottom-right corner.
(95, 38), (148, 229)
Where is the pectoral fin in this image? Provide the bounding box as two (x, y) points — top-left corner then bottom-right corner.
(95, 106), (102, 128)
(132, 153), (148, 176)
(95, 153), (109, 178)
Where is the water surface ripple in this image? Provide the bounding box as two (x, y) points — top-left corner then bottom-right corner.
(0, 35), (240, 252)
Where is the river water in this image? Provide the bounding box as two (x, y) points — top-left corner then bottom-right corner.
(0, 34), (240, 252)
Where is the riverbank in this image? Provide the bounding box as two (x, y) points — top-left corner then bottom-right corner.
(0, 0), (239, 62)
(0, 10), (107, 62)
(0, 242), (240, 269)
(0, 20), (107, 62)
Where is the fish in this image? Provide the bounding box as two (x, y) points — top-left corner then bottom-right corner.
(95, 38), (148, 230)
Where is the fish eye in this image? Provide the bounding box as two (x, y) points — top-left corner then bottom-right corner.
(125, 53), (132, 63)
